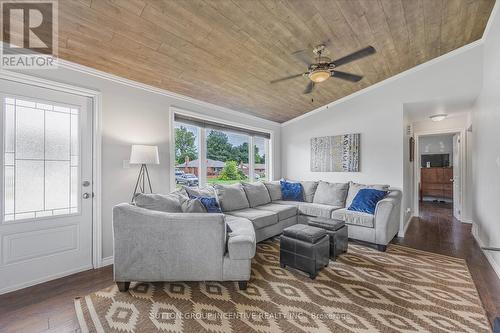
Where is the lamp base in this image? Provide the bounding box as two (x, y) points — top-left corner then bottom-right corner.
(131, 164), (153, 202)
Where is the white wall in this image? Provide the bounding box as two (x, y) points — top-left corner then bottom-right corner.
(281, 42), (483, 235)
(472, 3), (500, 274)
(412, 112), (470, 133)
(6, 63), (281, 260)
(402, 112), (414, 229)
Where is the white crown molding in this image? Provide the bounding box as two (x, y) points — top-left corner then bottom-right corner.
(281, 40), (484, 127)
(56, 59), (280, 128)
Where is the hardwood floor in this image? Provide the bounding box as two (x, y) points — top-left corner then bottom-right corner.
(0, 201), (499, 332)
(0, 266), (113, 333)
(393, 201), (500, 327)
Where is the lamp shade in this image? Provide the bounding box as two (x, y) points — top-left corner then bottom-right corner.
(130, 145), (159, 165)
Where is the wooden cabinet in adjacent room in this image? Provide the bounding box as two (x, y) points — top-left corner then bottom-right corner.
(420, 167), (453, 200)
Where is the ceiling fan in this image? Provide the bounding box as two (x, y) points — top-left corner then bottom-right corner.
(270, 44), (376, 94)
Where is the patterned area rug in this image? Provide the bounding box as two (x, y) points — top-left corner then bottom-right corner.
(75, 241), (490, 333)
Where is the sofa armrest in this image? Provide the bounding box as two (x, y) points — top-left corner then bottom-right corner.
(374, 190), (402, 245)
(226, 217), (256, 260)
(113, 203), (226, 281)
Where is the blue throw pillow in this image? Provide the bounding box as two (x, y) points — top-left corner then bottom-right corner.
(280, 180), (303, 201)
(188, 194), (222, 213)
(348, 189), (388, 215)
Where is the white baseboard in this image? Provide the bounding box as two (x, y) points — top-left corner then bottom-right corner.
(472, 224), (500, 280)
(101, 256), (114, 267)
(0, 264), (93, 295)
(398, 215), (415, 237)
(0, 256), (114, 294)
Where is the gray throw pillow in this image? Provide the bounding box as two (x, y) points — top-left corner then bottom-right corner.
(179, 196), (207, 213)
(284, 179), (318, 202)
(263, 181), (282, 201)
(242, 182), (271, 207)
(214, 183), (250, 212)
(346, 181), (390, 207)
(135, 193), (182, 213)
(300, 181), (319, 202)
(171, 187), (188, 198)
(313, 181), (349, 207)
(183, 185), (215, 198)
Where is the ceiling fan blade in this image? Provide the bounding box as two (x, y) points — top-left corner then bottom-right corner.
(303, 81), (315, 94)
(291, 49), (312, 66)
(270, 73), (304, 84)
(331, 71), (363, 82)
(331, 46), (376, 67)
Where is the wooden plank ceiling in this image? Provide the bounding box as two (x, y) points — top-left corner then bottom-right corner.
(54, 0), (495, 122)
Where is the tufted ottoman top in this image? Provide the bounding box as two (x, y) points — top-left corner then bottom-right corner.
(282, 224), (327, 243)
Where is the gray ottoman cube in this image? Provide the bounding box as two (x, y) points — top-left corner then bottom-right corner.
(279, 224), (330, 279)
(307, 217), (348, 260)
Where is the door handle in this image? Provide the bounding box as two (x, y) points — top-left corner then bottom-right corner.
(449, 178), (454, 182)
(83, 193), (90, 199)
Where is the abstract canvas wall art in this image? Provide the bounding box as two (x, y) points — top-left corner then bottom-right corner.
(311, 133), (360, 172)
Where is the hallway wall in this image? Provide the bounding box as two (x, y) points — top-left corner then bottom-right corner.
(472, 2), (500, 276)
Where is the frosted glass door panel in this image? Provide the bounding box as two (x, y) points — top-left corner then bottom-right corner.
(16, 106), (44, 160)
(45, 111), (70, 160)
(3, 97), (80, 222)
(15, 160), (44, 214)
(45, 161), (70, 210)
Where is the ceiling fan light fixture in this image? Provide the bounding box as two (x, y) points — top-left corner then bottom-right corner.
(309, 70), (330, 83)
(430, 114), (448, 122)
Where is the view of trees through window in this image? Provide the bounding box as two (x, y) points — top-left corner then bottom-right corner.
(174, 121), (268, 187)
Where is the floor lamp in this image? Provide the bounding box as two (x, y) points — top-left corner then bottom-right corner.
(130, 145), (159, 202)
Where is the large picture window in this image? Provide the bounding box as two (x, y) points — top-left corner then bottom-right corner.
(173, 113), (270, 188)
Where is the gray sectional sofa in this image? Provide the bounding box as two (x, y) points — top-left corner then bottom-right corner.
(223, 181), (401, 250)
(112, 180), (401, 291)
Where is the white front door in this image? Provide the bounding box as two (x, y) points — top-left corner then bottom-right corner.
(0, 80), (93, 294)
(452, 134), (461, 220)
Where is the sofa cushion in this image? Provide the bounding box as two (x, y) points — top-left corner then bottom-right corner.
(135, 193), (182, 213)
(298, 202), (342, 218)
(242, 182), (271, 207)
(171, 188), (188, 198)
(226, 208), (278, 230)
(183, 186), (215, 198)
(283, 179), (318, 202)
(348, 188), (388, 214)
(254, 203), (297, 221)
(214, 183), (250, 212)
(300, 181), (319, 202)
(346, 182), (390, 207)
(313, 181), (349, 207)
(179, 196), (206, 213)
(188, 195), (222, 213)
(280, 180), (303, 201)
(224, 215), (256, 260)
(331, 208), (375, 228)
(273, 200), (341, 218)
(264, 181), (282, 201)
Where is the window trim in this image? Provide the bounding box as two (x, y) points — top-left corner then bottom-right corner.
(169, 107), (273, 191)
